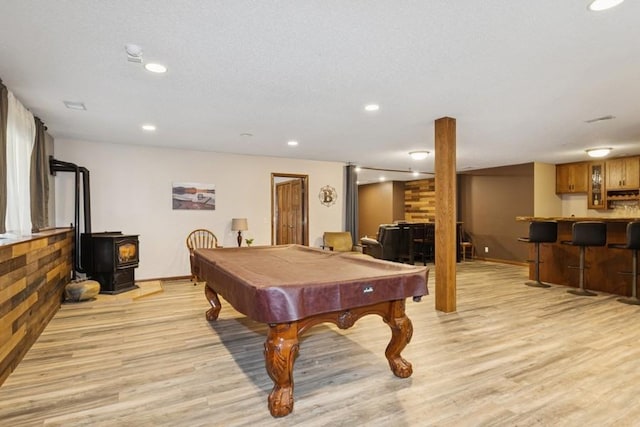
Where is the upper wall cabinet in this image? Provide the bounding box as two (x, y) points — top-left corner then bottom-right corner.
(606, 157), (639, 190)
(588, 161), (606, 209)
(556, 162), (588, 194)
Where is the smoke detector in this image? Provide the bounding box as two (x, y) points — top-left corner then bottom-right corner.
(125, 44), (143, 63)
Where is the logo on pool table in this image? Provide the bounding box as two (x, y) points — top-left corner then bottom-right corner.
(363, 285), (374, 294)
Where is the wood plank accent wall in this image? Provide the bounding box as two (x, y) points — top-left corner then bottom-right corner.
(0, 229), (73, 386)
(404, 178), (436, 222)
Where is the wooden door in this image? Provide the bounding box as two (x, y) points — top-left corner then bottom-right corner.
(275, 178), (305, 245)
(606, 159), (624, 190)
(556, 164), (571, 193)
(556, 162), (587, 193)
(289, 179), (303, 244)
(276, 181), (291, 244)
(623, 157), (639, 188)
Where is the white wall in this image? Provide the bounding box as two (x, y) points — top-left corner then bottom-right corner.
(54, 139), (344, 280)
(533, 162), (562, 217)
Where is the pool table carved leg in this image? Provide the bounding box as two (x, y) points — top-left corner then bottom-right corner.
(204, 285), (222, 321)
(384, 299), (414, 378)
(264, 322), (299, 417)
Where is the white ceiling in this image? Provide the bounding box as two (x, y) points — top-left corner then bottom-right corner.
(1, 1), (639, 183)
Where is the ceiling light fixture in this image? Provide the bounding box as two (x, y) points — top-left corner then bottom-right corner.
(379, 176), (386, 182)
(586, 148), (612, 158)
(409, 150), (430, 160)
(142, 124), (156, 131)
(588, 0), (624, 11)
(144, 63), (167, 73)
(355, 166), (362, 172)
(287, 140), (298, 146)
(364, 104), (380, 112)
(412, 171), (420, 177)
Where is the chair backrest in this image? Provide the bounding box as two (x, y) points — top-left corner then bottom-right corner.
(323, 232), (354, 252)
(459, 225), (472, 244)
(397, 223), (414, 262)
(378, 225), (401, 260)
(529, 221), (557, 243)
(626, 221), (640, 250)
(424, 223), (435, 243)
(186, 229), (219, 253)
(572, 221), (606, 247)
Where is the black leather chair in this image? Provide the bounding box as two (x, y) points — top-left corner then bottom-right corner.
(518, 221), (557, 288)
(413, 223), (434, 265)
(396, 223), (415, 264)
(361, 225), (401, 261)
(562, 221), (606, 296)
(608, 221), (640, 305)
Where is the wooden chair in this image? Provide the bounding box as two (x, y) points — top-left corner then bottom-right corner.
(460, 227), (474, 261)
(186, 229), (220, 284)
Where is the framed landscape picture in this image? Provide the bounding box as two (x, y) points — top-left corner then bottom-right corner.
(172, 182), (216, 210)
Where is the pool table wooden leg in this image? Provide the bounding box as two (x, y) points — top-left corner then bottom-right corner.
(204, 285), (222, 321)
(264, 322), (299, 417)
(384, 299), (414, 378)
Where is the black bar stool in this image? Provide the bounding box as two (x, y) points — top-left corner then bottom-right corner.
(518, 221), (557, 288)
(562, 221), (606, 296)
(608, 221), (640, 305)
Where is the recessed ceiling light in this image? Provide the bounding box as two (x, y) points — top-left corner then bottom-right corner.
(588, 0), (624, 11)
(355, 166), (362, 172)
(142, 124), (156, 131)
(364, 104), (380, 112)
(412, 171), (420, 177)
(240, 133), (253, 137)
(409, 150), (430, 160)
(144, 63), (167, 73)
(379, 176), (386, 182)
(586, 148), (612, 158)
(63, 101), (86, 110)
(287, 140), (298, 146)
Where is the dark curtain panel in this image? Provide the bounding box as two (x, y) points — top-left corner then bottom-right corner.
(344, 164), (359, 243)
(30, 117), (49, 232)
(0, 80), (8, 234)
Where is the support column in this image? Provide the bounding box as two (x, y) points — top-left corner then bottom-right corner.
(434, 117), (457, 312)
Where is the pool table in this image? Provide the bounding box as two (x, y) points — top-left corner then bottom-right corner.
(195, 244), (429, 417)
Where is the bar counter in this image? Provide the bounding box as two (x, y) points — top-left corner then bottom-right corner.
(516, 216), (640, 296)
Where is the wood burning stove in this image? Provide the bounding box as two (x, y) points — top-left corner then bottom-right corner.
(81, 232), (139, 294)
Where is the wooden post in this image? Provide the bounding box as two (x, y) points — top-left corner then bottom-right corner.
(434, 117), (457, 312)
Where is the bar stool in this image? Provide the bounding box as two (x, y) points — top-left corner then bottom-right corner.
(608, 221), (640, 305)
(562, 221), (606, 296)
(518, 221), (557, 288)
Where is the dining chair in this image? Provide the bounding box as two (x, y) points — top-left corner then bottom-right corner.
(186, 229), (220, 284)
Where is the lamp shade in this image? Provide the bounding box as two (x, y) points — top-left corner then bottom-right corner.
(231, 218), (248, 231)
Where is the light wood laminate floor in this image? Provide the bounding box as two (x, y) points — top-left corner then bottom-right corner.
(1, 261), (640, 426)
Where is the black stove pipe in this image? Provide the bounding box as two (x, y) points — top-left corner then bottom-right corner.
(49, 156), (92, 277)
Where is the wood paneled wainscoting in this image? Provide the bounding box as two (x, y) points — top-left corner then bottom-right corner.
(0, 228), (74, 385)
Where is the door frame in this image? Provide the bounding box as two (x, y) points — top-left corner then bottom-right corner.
(271, 173), (309, 245)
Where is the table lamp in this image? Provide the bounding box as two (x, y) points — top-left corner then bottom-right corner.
(231, 218), (248, 247)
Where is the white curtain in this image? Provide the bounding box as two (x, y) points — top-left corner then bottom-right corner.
(4, 91), (35, 236)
